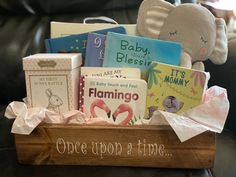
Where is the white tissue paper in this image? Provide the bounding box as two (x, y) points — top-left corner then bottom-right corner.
(149, 86), (230, 142)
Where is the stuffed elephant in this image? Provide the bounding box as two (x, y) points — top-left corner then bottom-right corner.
(137, 0), (228, 71)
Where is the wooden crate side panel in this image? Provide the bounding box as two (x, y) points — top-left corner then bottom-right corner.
(15, 124), (215, 168)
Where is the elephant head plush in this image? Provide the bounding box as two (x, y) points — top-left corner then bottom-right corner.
(137, 0), (228, 70)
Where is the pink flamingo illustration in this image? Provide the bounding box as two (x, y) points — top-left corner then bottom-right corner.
(90, 99), (111, 118)
(112, 104), (133, 125)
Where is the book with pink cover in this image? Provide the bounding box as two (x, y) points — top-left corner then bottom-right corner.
(82, 77), (147, 125)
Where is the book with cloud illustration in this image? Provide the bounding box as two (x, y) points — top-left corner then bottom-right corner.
(146, 62), (210, 118)
(102, 32), (182, 79)
(82, 77), (147, 125)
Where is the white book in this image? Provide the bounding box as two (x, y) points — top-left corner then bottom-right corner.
(81, 67), (141, 79)
(82, 77), (147, 125)
(50, 21), (137, 38)
(79, 67), (141, 112)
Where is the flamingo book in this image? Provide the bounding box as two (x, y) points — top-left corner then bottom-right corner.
(146, 62), (210, 118)
(79, 67), (141, 112)
(82, 77), (147, 125)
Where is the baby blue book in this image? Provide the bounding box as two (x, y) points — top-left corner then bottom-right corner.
(84, 33), (106, 67)
(103, 32), (182, 79)
(45, 26), (126, 60)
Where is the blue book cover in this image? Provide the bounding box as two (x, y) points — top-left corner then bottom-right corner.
(45, 26), (126, 60)
(84, 33), (106, 67)
(102, 32), (182, 79)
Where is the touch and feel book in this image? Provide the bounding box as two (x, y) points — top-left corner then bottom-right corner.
(82, 77), (147, 125)
(102, 32), (182, 79)
(81, 67), (141, 79)
(146, 62), (210, 118)
(45, 26), (126, 59)
(84, 33), (106, 67)
(79, 67), (141, 112)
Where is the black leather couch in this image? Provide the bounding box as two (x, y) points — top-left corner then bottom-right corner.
(0, 0), (236, 177)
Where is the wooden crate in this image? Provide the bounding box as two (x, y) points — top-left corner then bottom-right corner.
(14, 124), (215, 168)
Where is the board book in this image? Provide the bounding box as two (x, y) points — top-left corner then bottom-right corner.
(50, 21), (137, 38)
(84, 33), (106, 67)
(146, 62), (210, 118)
(45, 26), (126, 59)
(79, 67), (141, 112)
(102, 32), (182, 79)
(80, 67), (141, 79)
(82, 77), (147, 125)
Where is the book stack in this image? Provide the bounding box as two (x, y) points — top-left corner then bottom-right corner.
(43, 21), (209, 124)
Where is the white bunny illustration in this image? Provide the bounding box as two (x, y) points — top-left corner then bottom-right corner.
(45, 88), (63, 113)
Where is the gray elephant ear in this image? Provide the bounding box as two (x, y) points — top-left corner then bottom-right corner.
(209, 18), (228, 64)
(137, 0), (174, 38)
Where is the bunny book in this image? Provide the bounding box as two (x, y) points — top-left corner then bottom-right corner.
(146, 62), (210, 118)
(23, 53), (82, 113)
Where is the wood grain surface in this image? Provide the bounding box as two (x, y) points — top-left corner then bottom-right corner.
(15, 124), (215, 168)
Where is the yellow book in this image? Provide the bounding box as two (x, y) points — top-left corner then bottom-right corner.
(146, 62), (210, 118)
